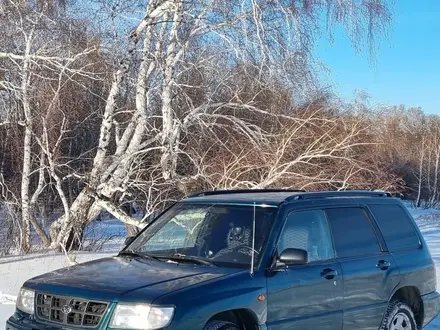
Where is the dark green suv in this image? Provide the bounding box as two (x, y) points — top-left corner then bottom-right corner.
(6, 190), (440, 330)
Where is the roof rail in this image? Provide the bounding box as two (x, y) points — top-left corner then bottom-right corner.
(187, 188), (306, 198)
(285, 190), (392, 202)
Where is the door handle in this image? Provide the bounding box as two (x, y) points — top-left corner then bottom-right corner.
(376, 260), (391, 270)
(320, 268), (338, 280)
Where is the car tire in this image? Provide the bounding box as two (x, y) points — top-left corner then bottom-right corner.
(204, 320), (240, 330)
(380, 300), (418, 330)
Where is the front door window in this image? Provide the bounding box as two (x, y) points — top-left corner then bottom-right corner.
(278, 209), (335, 262)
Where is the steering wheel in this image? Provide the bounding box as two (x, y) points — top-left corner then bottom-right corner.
(211, 244), (259, 259)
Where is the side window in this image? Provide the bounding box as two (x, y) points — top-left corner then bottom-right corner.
(326, 207), (381, 258)
(278, 210), (335, 263)
(368, 204), (421, 252)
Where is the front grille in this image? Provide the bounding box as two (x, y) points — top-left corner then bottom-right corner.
(36, 293), (108, 328)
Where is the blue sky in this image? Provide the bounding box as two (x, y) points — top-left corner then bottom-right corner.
(315, 0), (440, 114)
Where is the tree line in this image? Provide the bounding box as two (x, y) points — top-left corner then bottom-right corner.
(1, 0), (432, 256)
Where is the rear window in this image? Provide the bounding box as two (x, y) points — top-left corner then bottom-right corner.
(326, 207), (381, 258)
(368, 204), (420, 252)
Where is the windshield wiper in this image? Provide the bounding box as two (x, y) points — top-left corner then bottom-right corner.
(118, 250), (161, 261)
(160, 253), (217, 267)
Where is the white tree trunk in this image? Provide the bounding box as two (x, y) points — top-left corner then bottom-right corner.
(416, 138), (425, 208)
(160, 1), (183, 180)
(431, 143), (440, 205)
(49, 61), (129, 249)
(20, 31), (34, 253)
(29, 149), (51, 247)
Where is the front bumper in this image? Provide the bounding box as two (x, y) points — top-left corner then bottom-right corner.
(6, 310), (113, 330)
(6, 313), (59, 330)
(422, 291), (440, 328)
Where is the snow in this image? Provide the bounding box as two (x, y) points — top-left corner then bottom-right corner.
(1, 207), (440, 328)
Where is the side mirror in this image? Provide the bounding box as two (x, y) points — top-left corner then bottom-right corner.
(124, 236), (135, 246)
(278, 248), (308, 266)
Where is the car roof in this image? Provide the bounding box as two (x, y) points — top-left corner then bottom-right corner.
(180, 189), (393, 207)
(182, 192), (300, 206)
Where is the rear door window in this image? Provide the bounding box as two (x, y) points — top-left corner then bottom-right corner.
(368, 204), (421, 252)
(326, 207), (381, 258)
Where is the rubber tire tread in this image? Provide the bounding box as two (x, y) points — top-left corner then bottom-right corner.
(204, 320), (240, 330)
(379, 300), (418, 330)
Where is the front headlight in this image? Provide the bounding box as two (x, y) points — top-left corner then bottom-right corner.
(16, 287), (35, 315)
(109, 303), (174, 329)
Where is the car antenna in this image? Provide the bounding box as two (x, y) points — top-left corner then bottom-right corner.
(250, 202), (256, 276)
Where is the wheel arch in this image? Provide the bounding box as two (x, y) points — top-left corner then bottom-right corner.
(389, 285), (424, 328)
(205, 308), (260, 330)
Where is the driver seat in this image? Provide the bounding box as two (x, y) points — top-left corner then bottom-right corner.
(214, 225), (252, 257)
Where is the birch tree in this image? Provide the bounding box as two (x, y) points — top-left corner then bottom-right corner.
(0, 0), (104, 252)
(46, 0), (393, 250)
(1, 0), (394, 252)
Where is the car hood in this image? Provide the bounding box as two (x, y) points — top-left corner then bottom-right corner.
(24, 256), (239, 302)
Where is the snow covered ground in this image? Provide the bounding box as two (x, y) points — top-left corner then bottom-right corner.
(1, 205), (440, 328)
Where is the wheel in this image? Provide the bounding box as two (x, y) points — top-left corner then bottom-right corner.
(204, 320), (240, 330)
(380, 300), (418, 330)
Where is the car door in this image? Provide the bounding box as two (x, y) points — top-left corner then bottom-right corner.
(266, 209), (343, 330)
(325, 206), (400, 330)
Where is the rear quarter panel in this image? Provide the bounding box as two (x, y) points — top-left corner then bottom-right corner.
(390, 248), (437, 296)
(388, 203), (437, 296)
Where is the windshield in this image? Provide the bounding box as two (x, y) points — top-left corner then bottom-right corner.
(126, 203), (277, 268)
